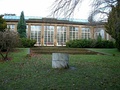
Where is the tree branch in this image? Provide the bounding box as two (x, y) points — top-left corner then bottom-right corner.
(50, 0), (117, 21)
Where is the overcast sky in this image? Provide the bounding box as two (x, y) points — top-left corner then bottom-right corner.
(0, 0), (91, 19)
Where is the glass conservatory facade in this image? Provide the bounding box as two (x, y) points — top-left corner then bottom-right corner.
(4, 15), (112, 46)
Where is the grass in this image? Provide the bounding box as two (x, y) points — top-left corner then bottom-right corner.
(88, 48), (120, 56)
(0, 48), (120, 90)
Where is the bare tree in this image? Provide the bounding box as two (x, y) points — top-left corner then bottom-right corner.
(90, 0), (117, 21)
(0, 30), (20, 61)
(50, 0), (83, 18)
(51, 0), (118, 21)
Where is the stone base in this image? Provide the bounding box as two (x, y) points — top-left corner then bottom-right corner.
(52, 53), (69, 69)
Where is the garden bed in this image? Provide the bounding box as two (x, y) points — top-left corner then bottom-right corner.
(31, 46), (105, 55)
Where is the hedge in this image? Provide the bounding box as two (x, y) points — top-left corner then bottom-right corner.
(19, 38), (36, 48)
(66, 39), (115, 48)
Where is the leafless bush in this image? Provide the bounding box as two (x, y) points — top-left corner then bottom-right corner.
(0, 30), (20, 60)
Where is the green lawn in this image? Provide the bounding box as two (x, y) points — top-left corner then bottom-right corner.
(0, 48), (120, 90)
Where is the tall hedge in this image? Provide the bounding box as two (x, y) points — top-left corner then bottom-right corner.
(66, 39), (115, 48)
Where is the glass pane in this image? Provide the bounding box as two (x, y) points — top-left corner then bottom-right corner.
(30, 25), (41, 44)
(57, 26), (67, 45)
(81, 28), (90, 39)
(69, 26), (79, 40)
(44, 26), (54, 46)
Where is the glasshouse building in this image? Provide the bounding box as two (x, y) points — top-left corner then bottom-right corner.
(4, 14), (112, 46)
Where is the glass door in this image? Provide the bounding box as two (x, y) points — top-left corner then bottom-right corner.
(57, 26), (67, 46)
(44, 26), (54, 46)
(30, 25), (41, 46)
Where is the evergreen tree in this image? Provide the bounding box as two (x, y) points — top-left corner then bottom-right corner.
(105, 2), (120, 51)
(97, 33), (102, 42)
(17, 11), (26, 38)
(0, 15), (7, 32)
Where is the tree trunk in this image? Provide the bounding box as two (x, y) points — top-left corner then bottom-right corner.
(0, 48), (10, 61)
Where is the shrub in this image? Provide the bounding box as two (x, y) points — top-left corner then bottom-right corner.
(95, 40), (115, 48)
(116, 41), (120, 51)
(0, 30), (20, 60)
(66, 39), (93, 48)
(66, 39), (115, 48)
(20, 38), (36, 48)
